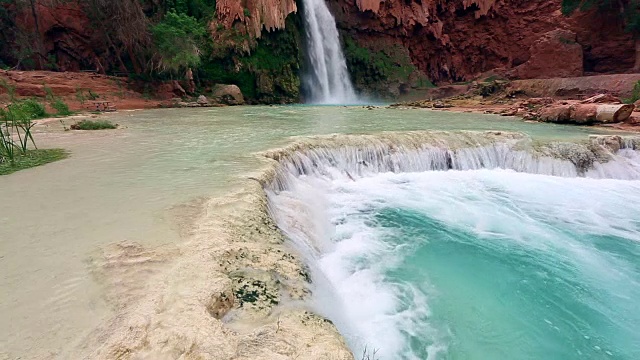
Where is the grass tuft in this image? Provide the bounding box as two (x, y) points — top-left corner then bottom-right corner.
(70, 119), (117, 130)
(0, 149), (68, 175)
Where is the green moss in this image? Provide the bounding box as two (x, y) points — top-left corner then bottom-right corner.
(200, 14), (302, 103)
(342, 36), (433, 97)
(0, 149), (68, 175)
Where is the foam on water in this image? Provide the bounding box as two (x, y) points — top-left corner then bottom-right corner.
(266, 139), (640, 359)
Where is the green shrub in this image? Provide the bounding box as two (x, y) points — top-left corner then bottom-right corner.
(3, 99), (47, 121)
(624, 81), (640, 104)
(51, 99), (72, 116)
(70, 119), (117, 130)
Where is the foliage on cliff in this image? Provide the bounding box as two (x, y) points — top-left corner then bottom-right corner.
(342, 36), (432, 99)
(0, 0), (302, 103)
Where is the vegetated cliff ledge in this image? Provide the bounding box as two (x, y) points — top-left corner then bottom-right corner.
(0, 0), (303, 104)
(0, 0), (636, 103)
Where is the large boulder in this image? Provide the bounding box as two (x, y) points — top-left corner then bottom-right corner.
(510, 29), (583, 80)
(212, 84), (245, 105)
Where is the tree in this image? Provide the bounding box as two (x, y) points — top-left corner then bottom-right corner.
(151, 11), (206, 74)
(83, 0), (152, 74)
(562, 0), (640, 71)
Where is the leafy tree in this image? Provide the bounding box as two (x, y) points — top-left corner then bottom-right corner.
(164, 0), (216, 19)
(562, 0), (640, 71)
(151, 11), (207, 74)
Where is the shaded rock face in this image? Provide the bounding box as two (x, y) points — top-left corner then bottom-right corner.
(329, 0), (635, 84)
(510, 30), (583, 79)
(2, 2), (97, 72)
(213, 84), (245, 105)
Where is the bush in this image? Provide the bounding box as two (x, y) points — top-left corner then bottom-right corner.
(152, 11), (207, 73)
(51, 99), (72, 116)
(624, 81), (640, 104)
(12, 99), (47, 120)
(70, 119), (117, 130)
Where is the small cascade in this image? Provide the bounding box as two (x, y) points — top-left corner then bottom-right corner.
(261, 132), (640, 192)
(301, 0), (358, 104)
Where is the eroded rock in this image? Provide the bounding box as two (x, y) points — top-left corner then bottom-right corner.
(510, 30), (583, 80)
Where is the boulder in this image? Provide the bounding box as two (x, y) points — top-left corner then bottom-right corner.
(197, 95), (209, 105)
(212, 84), (245, 105)
(510, 29), (583, 80)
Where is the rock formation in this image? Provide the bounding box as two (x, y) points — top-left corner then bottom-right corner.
(213, 84), (245, 105)
(510, 29), (583, 79)
(214, 0), (297, 38)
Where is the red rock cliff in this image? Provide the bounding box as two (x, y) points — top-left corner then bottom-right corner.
(328, 0), (635, 83)
(2, 0), (635, 84)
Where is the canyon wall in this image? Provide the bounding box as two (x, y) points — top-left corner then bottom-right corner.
(0, 0), (636, 101)
(329, 0), (634, 84)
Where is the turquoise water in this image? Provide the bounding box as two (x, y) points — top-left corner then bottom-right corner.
(270, 168), (640, 359)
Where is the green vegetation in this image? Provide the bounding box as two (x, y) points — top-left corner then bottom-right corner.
(0, 97), (66, 173)
(0, 0), (303, 103)
(70, 119), (117, 130)
(51, 99), (72, 116)
(152, 11), (207, 73)
(200, 14), (303, 102)
(0, 149), (68, 175)
(623, 80), (640, 104)
(3, 98), (47, 120)
(343, 36), (433, 97)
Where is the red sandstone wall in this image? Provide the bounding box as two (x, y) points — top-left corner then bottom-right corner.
(4, 0), (635, 83)
(328, 0), (635, 83)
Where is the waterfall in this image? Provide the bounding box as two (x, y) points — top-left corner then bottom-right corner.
(301, 0), (358, 104)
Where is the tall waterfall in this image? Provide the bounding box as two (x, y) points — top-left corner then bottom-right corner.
(301, 0), (358, 104)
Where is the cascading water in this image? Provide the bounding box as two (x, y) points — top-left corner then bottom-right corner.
(265, 132), (640, 359)
(301, 0), (358, 104)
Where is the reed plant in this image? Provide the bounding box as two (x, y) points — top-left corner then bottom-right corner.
(0, 118), (18, 165)
(0, 98), (44, 165)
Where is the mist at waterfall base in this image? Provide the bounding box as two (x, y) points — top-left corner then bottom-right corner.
(268, 155), (640, 359)
(300, 0), (360, 104)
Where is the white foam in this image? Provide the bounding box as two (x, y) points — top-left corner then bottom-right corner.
(268, 164), (640, 358)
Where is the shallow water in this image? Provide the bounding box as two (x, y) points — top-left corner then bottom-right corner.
(0, 106), (630, 358)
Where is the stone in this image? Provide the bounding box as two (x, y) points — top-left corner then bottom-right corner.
(197, 95), (209, 105)
(510, 30), (584, 80)
(212, 84), (245, 105)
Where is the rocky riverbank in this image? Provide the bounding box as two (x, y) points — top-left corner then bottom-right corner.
(391, 74), (640, 132)
(0, 70), (248, 113)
